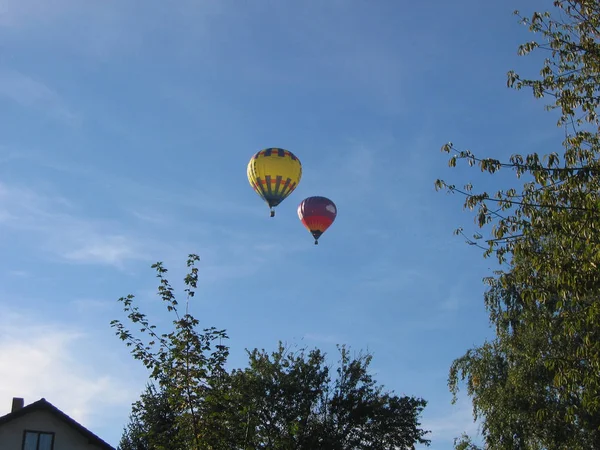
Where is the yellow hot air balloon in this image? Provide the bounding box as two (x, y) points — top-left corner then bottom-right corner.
(247, 148), (302, 217)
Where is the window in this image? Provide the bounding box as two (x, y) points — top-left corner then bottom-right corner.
(22, 430), (54, 450)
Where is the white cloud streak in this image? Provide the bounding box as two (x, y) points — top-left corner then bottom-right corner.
(0, 0), (83, 27)
(420, 398), (482, 448)
(0, 181), (151, 268)
(0, 69), (80, 125)
(0, 310), (139, 431)
(0, 0), (413, 111)
(303, 332), (345, 345)
(0, 0), (226, 61)
(0, 175), (310, 280)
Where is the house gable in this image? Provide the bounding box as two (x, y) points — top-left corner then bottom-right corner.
(0, 398), (115, 450)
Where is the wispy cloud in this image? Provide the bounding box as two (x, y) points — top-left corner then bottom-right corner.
(421, 398), (482, 448)
(439, 280), (468, 313)
(61, 235), (147, 268)
(0, 175), (311, 279)
(0, 0), (227, 61)
(358, 265), (427, 293)
(0, 0), (91, 28)
(0, 310), (138, 431)
(6, 269), (28, 277)
(70, 298), (115, 314)
(0, 69), (80, 125)
(0, 181), (151, 268)
(0, 148), (261, 223)
(303, 332), (345, 345)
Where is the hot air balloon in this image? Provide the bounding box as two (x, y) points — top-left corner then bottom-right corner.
(298, 196), (337, 245)
(247, 148), (302, 217)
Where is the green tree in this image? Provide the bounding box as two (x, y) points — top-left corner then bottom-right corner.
(118, 381), (185, 450)
(111, 254), (230, 450)
(216, 343), (430, 449)
(435, 1), (600, 448)
(112, 255), (430, 449)
(453, 433), (482, 450)
(449, 278), (600, 449)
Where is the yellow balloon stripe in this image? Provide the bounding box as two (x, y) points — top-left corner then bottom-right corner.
(247, 148), (302, 209)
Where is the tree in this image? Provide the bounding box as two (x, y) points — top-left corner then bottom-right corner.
(111, 254), (230, 450)
(112, 255), (430, 449)
(213, 343), (430, 449)
(449, 279), (600, 449)
(118, 381), (185, 450)
(435, 1), (600, 448)
(453, 433), (482, 450)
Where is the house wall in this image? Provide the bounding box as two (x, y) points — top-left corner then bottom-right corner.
(0, 409), (107, 449)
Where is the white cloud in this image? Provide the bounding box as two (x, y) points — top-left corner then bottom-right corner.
(0, 0), (69, 27)
(303, 332), (344, 345)
(359, 266), (427, 292)
(0, 176), (311, 280)
(61, 234), (148, 268)
(0, 181), (152, 268)
(421, 398), (482, 448)
(0, 0), (227, 61)
(0, 311), (138, 429)
(6, 269), (28, 277)
(70, 298), (114, 314)
(0, 69), (80, 125)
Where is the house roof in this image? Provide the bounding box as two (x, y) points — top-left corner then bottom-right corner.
(0, 398), (115, 450)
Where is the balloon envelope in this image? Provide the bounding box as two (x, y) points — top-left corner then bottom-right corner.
(247, 148), (302, 216)
(298, 196), (337, 244)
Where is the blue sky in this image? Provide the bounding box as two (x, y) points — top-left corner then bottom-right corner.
(0, 0), (566, 448)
